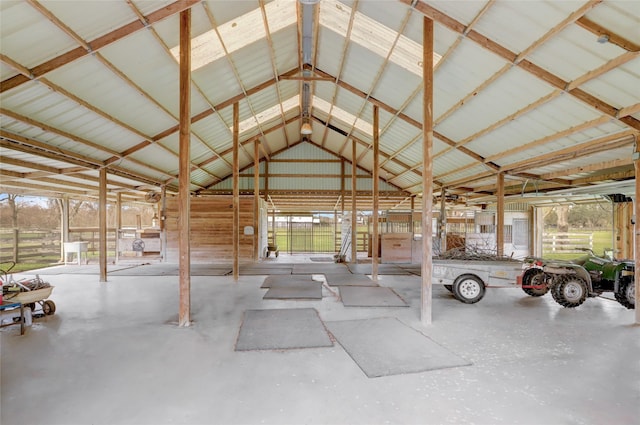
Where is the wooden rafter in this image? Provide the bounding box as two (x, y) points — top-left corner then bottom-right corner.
(0, 0), (201, 93)
(404, 0), (640, 133)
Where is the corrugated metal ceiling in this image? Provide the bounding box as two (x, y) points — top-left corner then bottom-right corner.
(0, 0), (638, 211)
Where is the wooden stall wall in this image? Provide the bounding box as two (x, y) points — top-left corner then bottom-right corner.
(165, 195), (256, 263)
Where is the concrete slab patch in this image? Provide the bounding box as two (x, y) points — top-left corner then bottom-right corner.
(263, 282), (322, 299)
(235, 308), (332, 351)
(239, 267), (293, 275)
(324, 273), (379, 287)
(191, 265), (232, 276)
(261, 275), (314, 288)
(109, 264), (179, 276)
(326, 317), (472, 378)
(339, 286), (408, 307)
(347, 264), (411, 275)
(292, 263), (348, 275)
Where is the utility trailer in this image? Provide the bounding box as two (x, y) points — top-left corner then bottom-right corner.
(432, 259), (526, 304)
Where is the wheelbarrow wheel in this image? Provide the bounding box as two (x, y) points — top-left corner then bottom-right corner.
(42, 300), (56, 315)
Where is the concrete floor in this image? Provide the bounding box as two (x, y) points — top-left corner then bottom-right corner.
(1, 254), (639, 425)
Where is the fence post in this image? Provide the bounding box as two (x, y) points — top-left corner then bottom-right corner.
(12, 228), (19, 263)
(552, 234), (556, 252)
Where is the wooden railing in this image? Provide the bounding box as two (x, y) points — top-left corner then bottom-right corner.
(543, 232), (593, 253)
(0, 228), (117, 263)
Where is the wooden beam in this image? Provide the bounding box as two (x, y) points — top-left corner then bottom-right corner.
(254, 139), (260, 260)
(634, 139), (640, 324)
(351, 139), (357, 265)
(0, 0), (200, 93)
(421, 17), (434, 326)
(404, 0), (640, 133)
(372, 105), (379, 282)
(233, 102), (240, 281)
(178, 8), (191, 327)
(575, 16), (640, 52)
(99, 168), (107, 282)
(496, 172), (504, 257)
(540, 158), (633, 180)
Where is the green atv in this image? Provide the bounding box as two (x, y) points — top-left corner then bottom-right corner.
(523, 249), (635, 309)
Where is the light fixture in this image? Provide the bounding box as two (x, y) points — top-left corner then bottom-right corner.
(301, 122), (313, 135)
(597, 34), (609, 44)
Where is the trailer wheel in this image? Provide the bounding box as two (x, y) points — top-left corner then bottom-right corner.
(522, 269), (549, 297)
(43, 300), (56, 315)
(453, 275), (485, 304)
(551, 275), (587, 308)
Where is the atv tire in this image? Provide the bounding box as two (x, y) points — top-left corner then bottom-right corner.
(551, 274), (588, 308)
(614, 278), (635, 310)
(522, 269), (549, 297)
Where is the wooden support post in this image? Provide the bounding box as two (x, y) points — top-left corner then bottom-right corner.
(233, 102), (240, 280)
(59, 197), (69, 263)
(440, 189), (446, 254)
(634, 141), (640, 325)
(372, 105), (379, 281)
(160, 185), (167, 262)
(115, 192), (121, 264)
(178, 8), (191, 327)
(99, 167), (107, 282)
(341, 159), (345, 213)
(421, 17), (434, 326)
(351, 139), (357, 264)
(497, 172), (504, 257)
(254, 139), (260, 260)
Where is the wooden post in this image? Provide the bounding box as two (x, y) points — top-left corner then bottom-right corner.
(115, 192), (121, 264)
(254, 139), (260, 260)
(439, 189), (446, 254)
(634, 141), (640, 324)
(59, 197), (69, 263)
(351, 139), (357, 264)
(372, 105), (379, 281)
(421, 17), (434, 326)
(12, 228), (18, 263)
(178, 8), (191, 327)
(233, 102), (239, 280)
(497, 172), (504, 257)
(160, 185), (167, 262)
(99, 167), (107, 282)
(341, 159), (345, 213)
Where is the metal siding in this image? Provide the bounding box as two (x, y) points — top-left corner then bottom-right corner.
(46, 56), (178, 137)
(0, 1), (77, 68)
(473, 0), (584, 55)
(99, 30), (211, 118)
(269, 23), (299, 75)
(228, 39), (276, 91)
(436, 67), (556, 142)
(193, 60), (243, 106)
(41, 0), (135, 42)
(371, 62), (422, 112)
(527, 25), (625, 82)
(431, 38), (507, 119)
(580, 59), (640, 110)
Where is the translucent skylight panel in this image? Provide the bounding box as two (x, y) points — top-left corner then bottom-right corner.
(320, 0), (440, 76)
(170, 0), (296, 71)
(233, 95), (299, 134)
